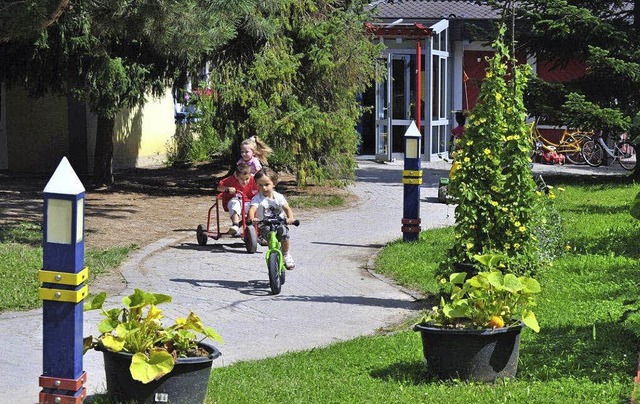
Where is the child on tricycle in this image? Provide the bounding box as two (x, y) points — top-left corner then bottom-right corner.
(196, 163), (259, 250)
(217, 163), (258, 235)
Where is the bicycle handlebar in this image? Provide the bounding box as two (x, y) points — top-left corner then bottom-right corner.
(247, 218), (300, 226)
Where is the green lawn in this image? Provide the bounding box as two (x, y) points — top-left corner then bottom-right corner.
(0, 221), (135, 312)
(206, 178), (640, 403)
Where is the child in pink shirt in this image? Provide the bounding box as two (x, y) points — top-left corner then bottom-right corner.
(237, 136), (273, 174)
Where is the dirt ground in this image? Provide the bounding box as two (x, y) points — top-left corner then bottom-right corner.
(0, 162), (352, 293)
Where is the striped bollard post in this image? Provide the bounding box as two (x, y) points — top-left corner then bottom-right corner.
(39, 157), (88, 404)
(402, 121), (422, 242)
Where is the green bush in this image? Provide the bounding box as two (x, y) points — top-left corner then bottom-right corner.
(443, 26), (541, 277)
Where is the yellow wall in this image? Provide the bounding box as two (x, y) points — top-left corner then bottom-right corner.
(112, 89), (175, 169)
(5, 87), (176, 173)
(6, 87), (68, 173)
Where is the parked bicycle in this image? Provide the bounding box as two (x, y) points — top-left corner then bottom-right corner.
(581, 133), (637, 171)
(248, 217), (300, 295)
(529, 120), (592, 165)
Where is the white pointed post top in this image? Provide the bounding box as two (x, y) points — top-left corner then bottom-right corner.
(405, 121), (421, 138)
(43, 157), (85, 195)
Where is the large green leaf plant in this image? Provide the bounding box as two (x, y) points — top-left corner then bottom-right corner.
(424, 254), (540, 332)
(83, 289), (222, 384)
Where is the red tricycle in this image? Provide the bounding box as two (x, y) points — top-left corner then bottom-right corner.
(196, 192), (259, 253)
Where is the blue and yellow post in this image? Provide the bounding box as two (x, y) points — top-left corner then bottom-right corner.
(39, 157), (88, 403)
(402, 121), (422, 242)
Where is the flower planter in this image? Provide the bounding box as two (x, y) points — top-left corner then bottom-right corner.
(99, 342), (221, 404)
(413, 322), (523, 382)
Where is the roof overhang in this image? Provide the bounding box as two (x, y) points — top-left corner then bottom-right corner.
(365, 22), (433, 39)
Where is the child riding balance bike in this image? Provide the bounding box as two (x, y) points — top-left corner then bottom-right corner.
(247, 167), (299, 295)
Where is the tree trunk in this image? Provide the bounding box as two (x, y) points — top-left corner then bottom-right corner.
(66, 94), (88, 175)
(93, 115), (115, 185)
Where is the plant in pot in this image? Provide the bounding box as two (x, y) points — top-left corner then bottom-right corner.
(415, 25), (546, 382)
(415, 253), (540, 382)
(83, 288), (223, 404)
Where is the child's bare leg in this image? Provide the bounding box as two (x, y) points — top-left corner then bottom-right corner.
(230, 213), (240, 225)
(282, 239), (290, 253)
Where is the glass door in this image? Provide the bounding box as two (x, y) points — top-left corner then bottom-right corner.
(375, 54), (391, 161)
(428, 19), (450, 158)
(375, 53), (417, 161)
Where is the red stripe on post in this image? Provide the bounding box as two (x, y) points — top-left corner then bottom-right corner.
(402, 225), (421, 233)
(402, 218), (422, 225)
(39, 387), (86, 404)
(39, 371), (86, 390)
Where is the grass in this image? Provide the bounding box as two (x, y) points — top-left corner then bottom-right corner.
(0, 221), (135, 312)
(287, 193), (346, 210)
(204, 178), (640, 403)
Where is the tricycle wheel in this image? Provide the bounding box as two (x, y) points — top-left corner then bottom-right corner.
(196, 224), (208, 246)
(245, 225), (258, 253)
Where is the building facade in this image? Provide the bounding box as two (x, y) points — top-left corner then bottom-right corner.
(362, 0), (582, 161)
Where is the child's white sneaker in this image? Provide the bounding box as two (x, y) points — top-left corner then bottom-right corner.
(228, 224), (239, 236)
(284, 253), (296, 270)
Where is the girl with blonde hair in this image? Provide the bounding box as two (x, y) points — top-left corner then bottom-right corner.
(237, 136), (273, 174)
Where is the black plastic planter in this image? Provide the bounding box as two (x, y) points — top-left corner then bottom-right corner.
(413, 323), (523, 382)
(100, 342), (221, 404)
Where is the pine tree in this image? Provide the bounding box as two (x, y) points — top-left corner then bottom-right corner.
(0, 0), (255, 184)
(485, 1), (640, 169)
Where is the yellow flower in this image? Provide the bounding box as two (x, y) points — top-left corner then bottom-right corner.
(504, 243), (511, 249)
(486, 71), (493, 78)
(513, 243), (520, 249)
(466, 140), (474, 146)
(565, 244), (572, 251)
(483, 148), (491, 155)
(514, 221), (521, 227)
(495, 93), (503, 101)
(464, 157), (470, 163)
(519, 226), (526, 232)
(450, 161), (461, 178)
(466, 242), (474, 250)
(490, 201), (498, 207)
(549, 193), (556, 200)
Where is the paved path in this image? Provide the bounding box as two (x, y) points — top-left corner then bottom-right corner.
(0, 159), (456, 404)
(0, 159), (630, 403)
